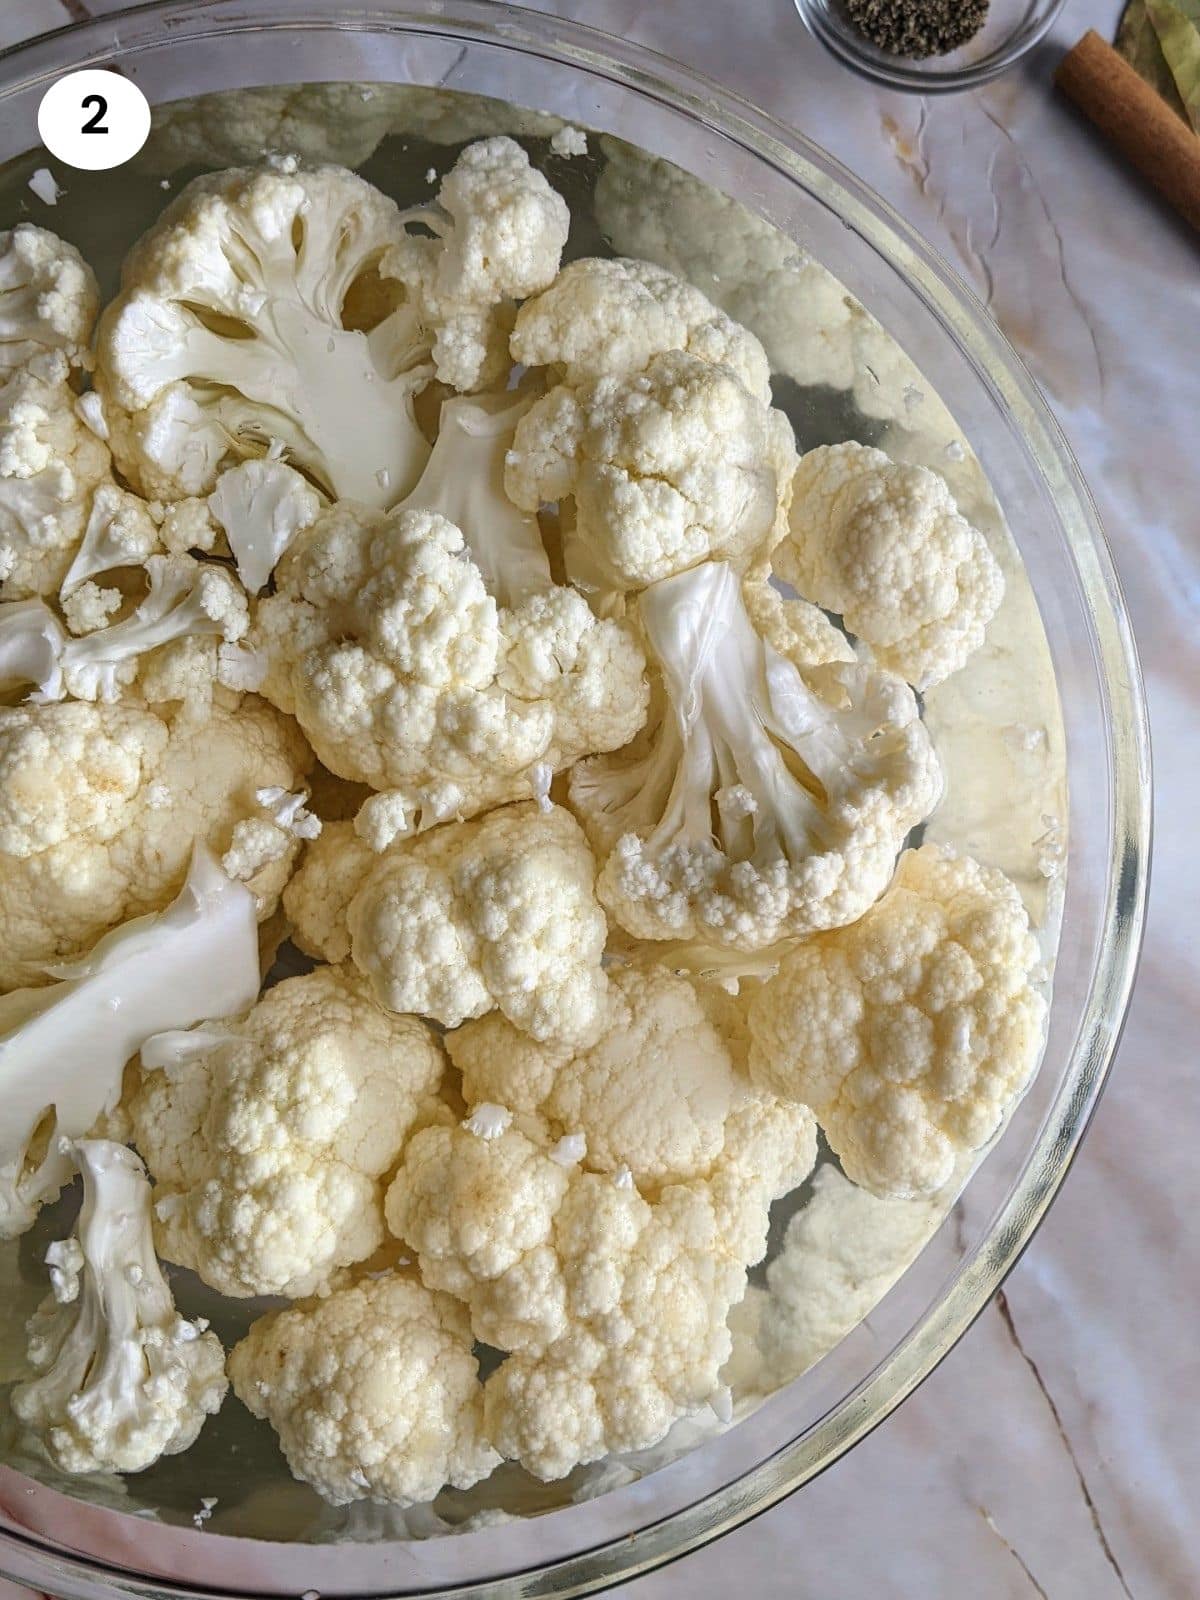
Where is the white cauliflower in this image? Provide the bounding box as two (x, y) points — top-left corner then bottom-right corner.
(387, 1088), (814, 1479)
(383, 136), (569, 392)
(594, 139), (858, 392)
(58, 482), (161, 614)
(748, 844), (1047, 1198)
(50, 554), (250, 704)
(12, 1140), (227, 1474)
(0, 692), (311, 988)
(228, 1272), (498, 1506)
(0, 224), (98, 376)
(95, 163), (436, 505)
(0, 596), (67, 698)
(0, 361), (112, 598)
(506, 349), (796, 592)
(206, 455), (320, 593)
(255, 398), (646, 830)
(348, 802), (609, 1044)
(0, 847), (261, 1238)
(511, 255), (771, 401)
(447, 964), (758, 1188)
(387, 85), (564, 145)
(779, 442), (1005, 689)
(137, 83), (408, 175)
(282, 818), (375, 964)
(3, 547), (243, 704)
(131, 965), (445, 1297)
(60, 582), (121, 636)
(745, 1165), (949, 1391)
(570, 560), (942, 950)
(221, 783), (321, 885)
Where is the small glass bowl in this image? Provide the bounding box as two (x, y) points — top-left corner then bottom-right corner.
(795, 0), (1068, 92)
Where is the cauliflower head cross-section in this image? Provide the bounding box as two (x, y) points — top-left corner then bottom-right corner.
(228, 1272), (499, 1507)
(11, 1140), (227, 1474)
(748, 843), (1047, 1198)
(96, 163), (436, 506)
(780, 441), (1005, 691)
(131, 965), (445, 1298)
(569, 560), (942, 951)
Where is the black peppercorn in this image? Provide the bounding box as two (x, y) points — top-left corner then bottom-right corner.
(841, 0), (990, 59)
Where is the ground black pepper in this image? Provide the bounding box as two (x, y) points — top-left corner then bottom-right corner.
(841, 0), (990, 59)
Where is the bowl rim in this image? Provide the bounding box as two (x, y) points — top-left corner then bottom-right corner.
(0, 2), (1151, 1596)
(793, 0), (1070, 94)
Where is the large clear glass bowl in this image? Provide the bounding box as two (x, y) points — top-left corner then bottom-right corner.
(0, 4), (1149, 1597)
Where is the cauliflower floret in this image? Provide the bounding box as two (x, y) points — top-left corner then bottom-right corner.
(0, 363), (112, 598)
(447, 965), (757, 1188)
(131, 965), (445, 1297)
(228, 1272), (498, 1506)
(348, 802), (609, 1043)
(741, 571), (857, 669)
(221, 783), (320, 883)
(0, 693), (311, 989)
(748, 844), (1047, 1198)
(59, 482), (161, 611)
(252, 504), (539, 809)
(779, 442), (1005, 690)
(0, 224), (99, 375)
(382, 136), (568, 393)
(95, 163), (436, 505)
(0, 847), (260, 1237)
(136, 83), (408, 175)
(206, 456), (320, 593)
(11, 1140), (227, 1473)
(387, 1087), (814, 1478)
(511, 256), (771, 401)
(594, 139), (858, 392)
(506, 349), (796, 591)
(255, 415), (647, 827)
(61, 582), (122, 636)
(282, 819), (374, 963)
(158, 493), (220, 555)
(745, 1165), (949, 1391)
(4, 552), (249, 705)
(53, 554), (249, 704)
(570, 560), (942, 951)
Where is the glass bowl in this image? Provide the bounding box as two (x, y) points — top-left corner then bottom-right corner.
(0, 3), (1149, 1597)
(795, 0), (1068, 92)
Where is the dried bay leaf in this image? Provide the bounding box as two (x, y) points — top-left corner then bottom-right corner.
(1116, 0), (1190, 118)
(1145, 0), (1200, 131)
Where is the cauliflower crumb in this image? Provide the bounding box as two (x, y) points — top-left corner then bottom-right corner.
(45, 1237), (84, 1304)
(549, 1132), (587, 1167)
(550, 125), (588, 158)
(28, 169), (63, 207)
(74, 390), (109, 440)
(463, 1104), (513, 1141)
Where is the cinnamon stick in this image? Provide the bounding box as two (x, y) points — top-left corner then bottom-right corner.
(1056, 29), (1200, 233)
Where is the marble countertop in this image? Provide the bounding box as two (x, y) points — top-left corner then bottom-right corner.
(1, 0), (1194, 1595)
